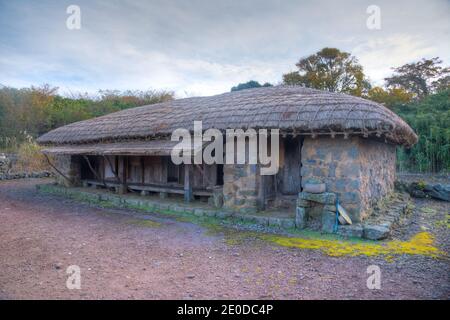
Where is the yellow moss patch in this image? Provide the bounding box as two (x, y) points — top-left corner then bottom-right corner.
(262, 232), (444, 259)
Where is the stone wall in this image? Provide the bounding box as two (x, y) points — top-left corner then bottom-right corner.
(358, 139), (396, 219)
(222, 163), (261, 213)
(0, 153), (16, 174)
(52, 154), (82, 187)
(301, 136), (396, 222)
(0, 153), (52, 180)
(0, 154), (11, 175)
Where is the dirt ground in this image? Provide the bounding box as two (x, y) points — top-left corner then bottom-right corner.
(0, 179), (448, 300)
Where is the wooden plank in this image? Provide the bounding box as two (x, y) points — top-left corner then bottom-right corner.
(129, 184), (184, 194)
(193, 190), (213, 196)
(84, 179), (211, 196)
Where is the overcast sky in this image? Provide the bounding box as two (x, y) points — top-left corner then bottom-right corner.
(0, 0), (449, 97)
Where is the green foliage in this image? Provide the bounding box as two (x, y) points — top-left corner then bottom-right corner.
(385, 57), (450, 99)
(0, 85), (174, 151)
(395, 90), (450, 173)
(231, 80), (272, 92)
(282, 47), (371, 96)
(15, 137), (49, 173)
(366, 87), (414, 108)
(1, 50), (449, 175)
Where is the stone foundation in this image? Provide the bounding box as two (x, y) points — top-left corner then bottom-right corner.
(296, 191), (337, 232)
(223, 163), (261, 213)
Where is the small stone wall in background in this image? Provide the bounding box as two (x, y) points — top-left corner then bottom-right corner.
(0, 152), (51, 180)
(0, 153), (13, 174)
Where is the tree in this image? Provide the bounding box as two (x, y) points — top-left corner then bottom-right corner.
(385, 57), (450, 99)
(282, 47), (370, 96)
(231, 80), (272, 92)
(432, 75), (450, 93)
(366, 86), (413, 108)
(0, 85), (174, 151)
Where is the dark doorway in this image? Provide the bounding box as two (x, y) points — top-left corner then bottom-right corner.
(281, 136), (302, 195)
(216, 164), (224, 186)
(167, 160), (183, 183)
(80, 156), (100, 180)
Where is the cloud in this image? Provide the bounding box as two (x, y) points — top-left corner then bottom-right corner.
(0, 0), (449, 96)
(353, 35), (438, 85)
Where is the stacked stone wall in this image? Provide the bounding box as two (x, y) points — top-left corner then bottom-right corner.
(301, 136), (396, 222)
(223, 163), (261, 213)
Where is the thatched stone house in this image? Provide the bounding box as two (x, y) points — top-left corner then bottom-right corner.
(37, 86), (417, 227)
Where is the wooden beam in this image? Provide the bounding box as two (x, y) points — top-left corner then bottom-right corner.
(83, 155), (107, 188)
(44, 154), (73, 185)
(103, 155), (121, 184)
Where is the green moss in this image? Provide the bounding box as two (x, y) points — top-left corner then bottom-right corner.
(417, 180), (426, 190)
(421, 207), (437, 215)
(434, 214), (450, 229)
(126, 218), (161, 228)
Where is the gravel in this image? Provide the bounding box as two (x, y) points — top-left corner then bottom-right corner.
(0, 179), (448, 300)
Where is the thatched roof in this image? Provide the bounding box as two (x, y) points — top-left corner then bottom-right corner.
(37, 86), (417, 147)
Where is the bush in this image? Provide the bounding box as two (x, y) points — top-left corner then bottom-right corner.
(395, 90), (450, 173)
(14, 137), (49, 173)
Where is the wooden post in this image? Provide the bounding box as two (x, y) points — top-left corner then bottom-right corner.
(117, 156), (127, 194)
(141, 157), (145, 184)
(184, 164), (193, 203)
(258, 166), (266, 211)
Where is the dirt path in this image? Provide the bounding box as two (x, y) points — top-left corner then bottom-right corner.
(0, 179), (448, 299)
